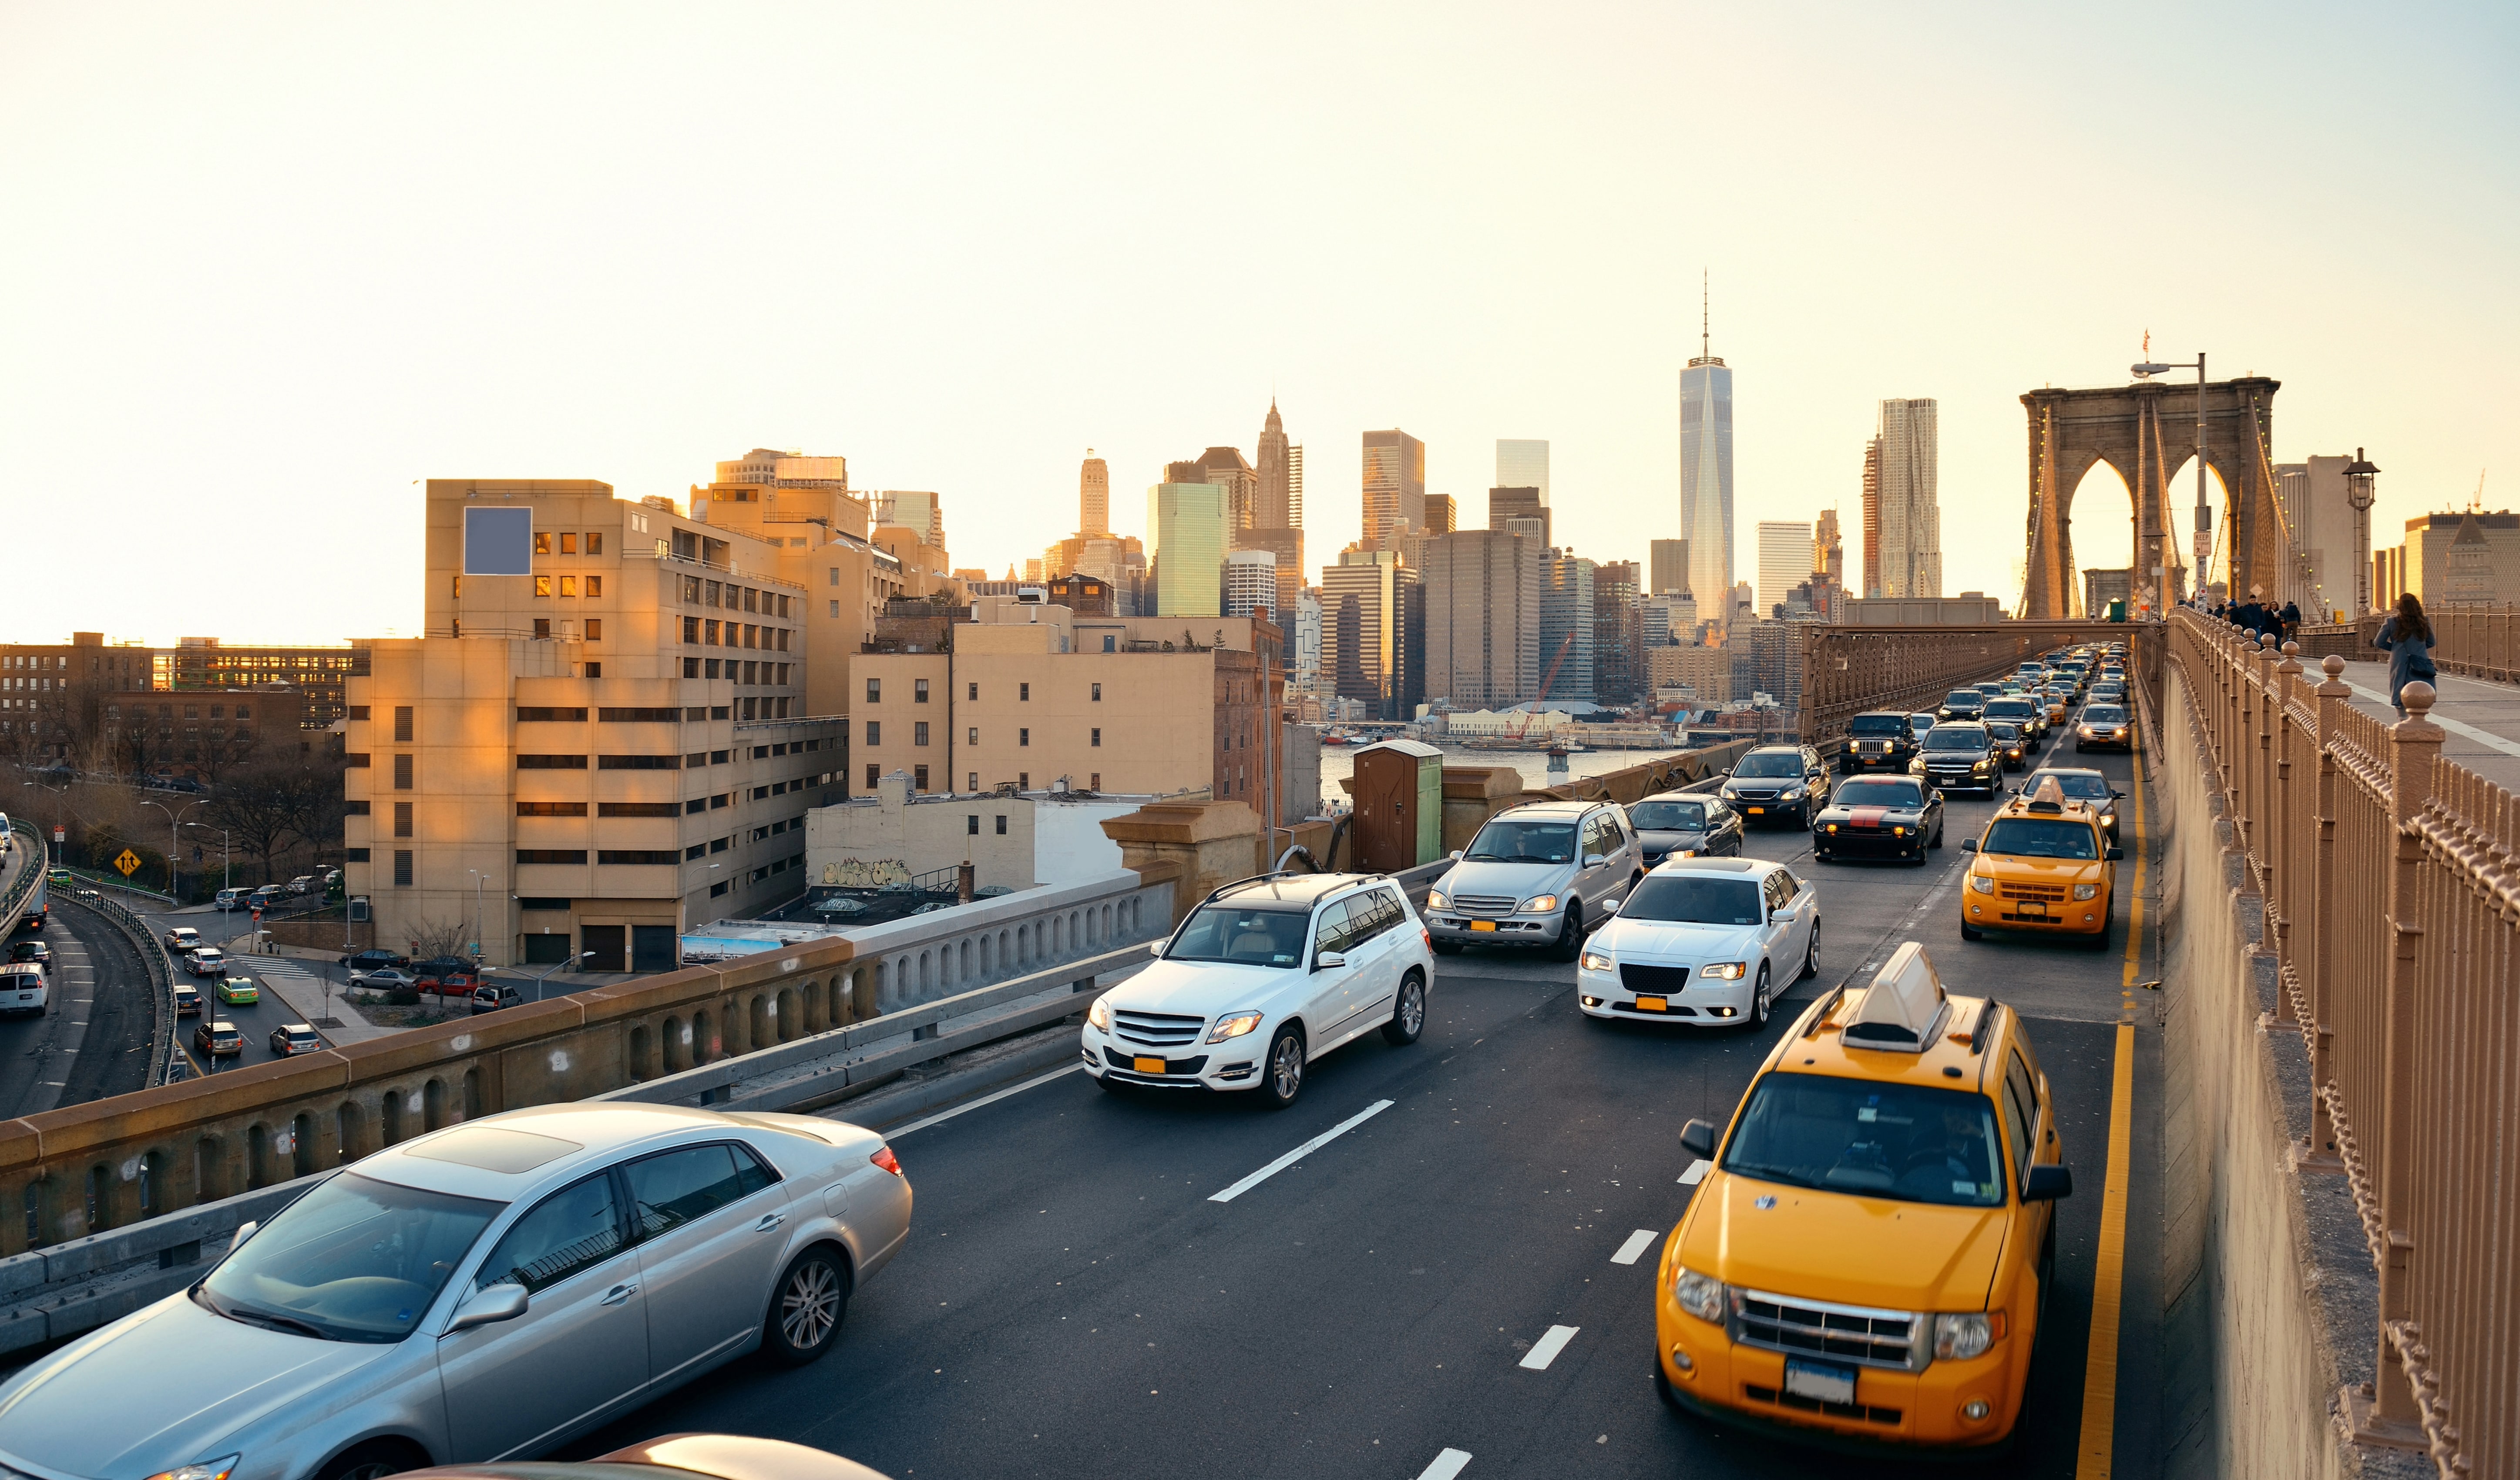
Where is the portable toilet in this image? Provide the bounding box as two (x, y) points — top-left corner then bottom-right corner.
(1350, 739), (1444, 872)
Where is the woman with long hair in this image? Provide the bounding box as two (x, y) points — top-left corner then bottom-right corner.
(2373, 592), (2437, 719)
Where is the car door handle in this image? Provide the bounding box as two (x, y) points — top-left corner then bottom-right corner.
(600, 1282), (639, 1305)
(754, 1212), (786, 1232)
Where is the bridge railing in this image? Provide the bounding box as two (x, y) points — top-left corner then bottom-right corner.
(2170, 609), (2503, 1477)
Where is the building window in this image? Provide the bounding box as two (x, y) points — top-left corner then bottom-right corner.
(516, 706), (588, 721)
(393, 753), (413, 789)
(865, 720), (880, 747)
(559, 532), (577, 555)
(393, 801), (413, 838)
(865, 764), (879, 789)
(587, 532), (603, 555)
(1090, 773), (1100, 790)
(685, 843), (706, 861)
(1018, 772), (1028, 790)
(711, 749), (729, 764)
(517, 754), (589, 769)
(344, 800), (370, 816)
(389, 705), (412, 742)
(705, 659), (720, 678)
(1019, 683), (1030, 701)
(683, 656), (699, 677)
(393, 850), (414, 886)
(587, 575), (602, 597)
(967, 682), (978, 700)
(595, 754), (681, 770)
(534, 576), (552, 598)
(829, 600), (839, 617)
(968, 771), (978, 791)
(705, 619), (720, 644)
(967, 727), (978, 746)
(534, 532), (551, 555)
(914, 678), (929, 703)
(584, 662), (601, 677)
(1092, 683), (1101, 701)
(866, 677), (880, 703)
(966, 814), (978, 836)
(709, 881), (729, 897)
(559, 575), (578, 597)
(1019, 728), (1030, 747)
(914, 721), (929, 746)
(995, 814), (1008, 835)
(517, 801), (588, 817)
(515, 849), (588, 864)
(596, 850), (680, 865)
(534, 618), (552, 639)
(599, 801), (681, 817)
(1092, 728), (1101, 747)
(913, 765), (929, 791)
(585, 619), (602, 641)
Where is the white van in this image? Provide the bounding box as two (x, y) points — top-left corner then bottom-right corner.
(0, 964), (46, 1016)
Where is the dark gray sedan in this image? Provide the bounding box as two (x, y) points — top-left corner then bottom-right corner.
(1628, 792), (1744, 864)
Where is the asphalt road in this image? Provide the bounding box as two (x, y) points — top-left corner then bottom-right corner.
(0, 898), (159, 1116)
(571, 733), (2167, 1479)
(144, 904), (346, 1073)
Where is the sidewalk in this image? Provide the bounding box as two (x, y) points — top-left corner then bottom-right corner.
(2332, 657), (2520, 791)
(244, 956), (395, 1046)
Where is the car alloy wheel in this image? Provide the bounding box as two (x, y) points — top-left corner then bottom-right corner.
(1552, 901), (1586, 962)
(1260, 1026), (1306, 1109)
(769, 1248), (848, 1364)
(1800, 921), (1821, 981)
(1383, 972), (1426, 1046)
(1750, 963), (1771, 1028)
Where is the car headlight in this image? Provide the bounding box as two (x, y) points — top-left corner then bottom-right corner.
(1892, 824), (1906, 836)
(1780, 787), (1803, 801)
(1700, 962), (1747, 979)
(1426, 889), (1448, 910)
(144, 1458), (240, 1480)
(1970, 875), (1995, 895)
(1520, 894), (1559, 914)
(1718, 787), (1739, 801)
(1972, 760), (1990, 772)
(1087, 997), (1112, 1031)
(1824, 823), (1838, 833)
(1934, 1311), (1999, 1360)
(2073, 883), (2100, 900)
(2079, 726), (2096, 737)
(1579, 949), (1615, 972)
(1672, 1266), (1727, 1324)
(1206, 1009), (1265, 1043)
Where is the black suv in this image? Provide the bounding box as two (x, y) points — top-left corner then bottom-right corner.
(1937, 689), (1987, 722)
(1842, 711), (1917, 772)
(1718, 745), (1831, 827)
(1913, 721), (2002, 796)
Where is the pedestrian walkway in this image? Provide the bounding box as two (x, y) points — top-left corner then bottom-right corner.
(247, 956), (393, 1045)
(2332, 656), (2520, 792)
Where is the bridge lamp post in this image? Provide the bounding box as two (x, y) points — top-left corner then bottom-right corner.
(2345, 449), (2380, 616)
(2134, 353), (2209, 605)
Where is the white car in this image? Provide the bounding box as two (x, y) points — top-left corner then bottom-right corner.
(185, 946), (226, 977)
(165, 926), (202, 952)
(1082, 871), (1435, 1108)
(1575, 856), (1821, 1029)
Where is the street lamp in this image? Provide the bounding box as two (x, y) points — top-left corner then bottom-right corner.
(138, 795), (205, 901)
(467, 869), (487, 969)
(528, 950), (598, 1002)
(2345, 448), (2381, 616)
(2133, 351), (2211, 608)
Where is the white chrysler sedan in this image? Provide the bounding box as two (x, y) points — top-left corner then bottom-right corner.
(1575, 856), (1820, 1028)
(0, 1103), (912, 1480)
(1083, 871), (1433, 1108)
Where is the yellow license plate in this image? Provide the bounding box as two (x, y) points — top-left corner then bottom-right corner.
(1747, 806), (1765, 814)
(1133, 1056), (1166, 1074)
(1470, 920), (1498, 932)
(1635, 996), (1667, 1012)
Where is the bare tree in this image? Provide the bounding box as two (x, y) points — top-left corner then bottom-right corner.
(205, 758), (319, 884)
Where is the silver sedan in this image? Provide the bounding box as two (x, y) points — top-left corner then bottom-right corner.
(0, 1103), (914, 1480)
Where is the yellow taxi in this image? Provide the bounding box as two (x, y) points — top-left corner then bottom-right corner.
(1958, 776), (2119, 949)
(1656, 943), (2071, 1454)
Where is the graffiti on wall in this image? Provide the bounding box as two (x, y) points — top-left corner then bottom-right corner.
(823, 858), (911, 888)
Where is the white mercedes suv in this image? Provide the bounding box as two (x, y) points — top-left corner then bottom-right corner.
(1082, 872), (1435, 1108)
(1575, 855), (1820, 1029)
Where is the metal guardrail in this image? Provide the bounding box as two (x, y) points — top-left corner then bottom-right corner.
(2171, 612), (2492, 1478)
(7, 824), (180, 1087)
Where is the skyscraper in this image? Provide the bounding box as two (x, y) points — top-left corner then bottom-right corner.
(1650, 538), (1689, 597)
(1860, 437), (1883, 598)
(1257, 401), (1297, 529)
(1149, 481), (1231, 617)
(1286, 444), (1304, 528)
(1681, 320), (1734, 624)
(1539, 552), (1596, 702)
(1322, 548), (1402, 715)
(1877, 398), (1943, 598)
(1814, 510), (1843, 583)
(1756, 521), (1813, 617)
(1593, 560), (1643, 705)
(1196, 446), (1259, 531)
(1488, 487), (1551, 550)
(1223, 549), (1278, 619)
(1495, 439), (1550, 502)
(1080, 451), (1109, 536)
(1421, 530), (1540, 709)
(1362, 429), (1426, 552)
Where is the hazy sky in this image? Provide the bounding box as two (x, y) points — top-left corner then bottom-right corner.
(2, 2), (2512, 644)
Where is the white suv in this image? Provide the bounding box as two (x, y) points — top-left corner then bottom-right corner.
(1575, 856), (1821, 1029)
(1082, 872), (1436, 1109)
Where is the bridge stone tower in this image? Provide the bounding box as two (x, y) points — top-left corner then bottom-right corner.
(2021, 376), (2282, 618)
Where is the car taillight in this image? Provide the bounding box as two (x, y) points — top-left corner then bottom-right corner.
(870, 1146), (903, 1177)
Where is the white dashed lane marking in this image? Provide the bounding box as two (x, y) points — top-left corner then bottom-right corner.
(1415, 1448), (1473, 1480)
(1611, 1229), (1659, 1265)
(1208, 1099), (1394, 1204)
(1519, 1324), (1579, 1370)
(1678, 1158), (1711, 1185)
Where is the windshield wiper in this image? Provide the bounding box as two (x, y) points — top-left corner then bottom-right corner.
(1464, 852), (1505, 861)
(199, 1288), (329, 1340)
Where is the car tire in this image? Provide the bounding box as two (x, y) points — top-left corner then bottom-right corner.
(1382, 971), (1427, 1046)
(1931, 822), (1945, 849)
(1799, 922), (1820, 981)
(1962, 922), (1984, 941)
(1259, 1026), (1306, 1110)
(764, 1246), (850, 1366)
(1095, 1071), (1132, 1095)
(314, 1441), (427, 1480)
(1748, 963), (1771, 1029)
(2088, 921), (2114, 953)
(1552, 901), (1586, 962)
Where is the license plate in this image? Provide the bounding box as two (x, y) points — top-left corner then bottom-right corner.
(1470, 920), (1497, 932)
(2019, 901), (2047, 916)
(1783, 1357), (1857, 1406)
(1634, 996), (1667, 1012)
(1132, 1056), (1166, 1074)
(1747, 806), (1765, 815)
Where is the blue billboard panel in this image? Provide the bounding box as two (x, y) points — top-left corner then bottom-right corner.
(463, 506), (534, 575)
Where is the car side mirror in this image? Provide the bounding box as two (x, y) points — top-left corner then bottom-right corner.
(1314, 951), (1347, 971)
(1961, 838), (1979, 852)
(445, 1282), (530, 1335)
(2022, 1164), (2073, 1201)
(230, 1220), (257, 1250)
(2113, 790), (2126, 798)
(1450, 850), (1463, 861)
(1148, 941), (1165, 958)
(1599, 898), (1620, 916)
(1583, 854), (1608, 868)
(1679, 1118), (1719, 1161)
(2106, 846), (2124, 861)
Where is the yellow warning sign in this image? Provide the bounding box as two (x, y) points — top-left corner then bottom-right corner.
(114, 849), (142, 877)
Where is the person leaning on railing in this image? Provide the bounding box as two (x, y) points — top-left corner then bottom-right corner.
(2372, 592), (2438, 720)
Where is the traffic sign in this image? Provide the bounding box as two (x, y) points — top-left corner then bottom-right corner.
(51, 828), (63, 845)
(113, 849), (142, 877)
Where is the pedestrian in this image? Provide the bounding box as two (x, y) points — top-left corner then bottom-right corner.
(2373, 592), (2437, 720)
(2281, 600), (2301, 643)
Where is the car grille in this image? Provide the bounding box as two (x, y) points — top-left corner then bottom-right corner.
(2000, 883), (2066, 900)
(1112, 1009), (1206, 1047)
(1619, 963), (1694, 993)
(1450, 894), (1521, 915)
(1733, 789), (1779, 801)
(1744, 1384), (1904, 1426)
(1733, 1288), (1922, 1370)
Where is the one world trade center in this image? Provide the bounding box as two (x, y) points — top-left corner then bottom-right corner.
(1680, 340), (1733, 627)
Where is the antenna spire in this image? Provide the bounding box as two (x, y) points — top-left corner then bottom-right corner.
(1701, 269), (1709, 360)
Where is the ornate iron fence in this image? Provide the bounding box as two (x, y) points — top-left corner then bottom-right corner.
(2169, 609), (2505, 1478)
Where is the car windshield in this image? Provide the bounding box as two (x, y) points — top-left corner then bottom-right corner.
(1985, 701), (2034, 717)
(1944, 693), (1979, 706)
(1848, 716), (1905, 737)
(1166, 905), (1311, 967)
(2085, 707), (2128, 724)
(1833, 779), (1923, 807)
(2032, 773), (2111, 800)
(1982, 817), (2101, 859)
(1733, 753), (1802, 778)
(1630, 799), (1707, 830)
(1622, 873), (1763, 925)
(1464, 819), (1576, 862)
(1908, 715), (1937, 728)
(1721, 1072), (2006, 1207)
(1923, 728), (1986, 751)
(1986, 723), (2021, 742)
(199, 1172), (502, 1343)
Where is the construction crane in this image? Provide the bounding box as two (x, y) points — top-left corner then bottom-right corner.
(1505, 635), (1579, 745)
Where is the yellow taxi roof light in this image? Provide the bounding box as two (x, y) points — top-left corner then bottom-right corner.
(1839, 941), (1949, 1052)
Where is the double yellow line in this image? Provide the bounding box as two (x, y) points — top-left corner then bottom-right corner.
(2075, 744), (2144, 1477)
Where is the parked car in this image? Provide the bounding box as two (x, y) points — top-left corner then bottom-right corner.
(184, 946), (226, 977)
(1083, 871), (1433, 1107)
(1424, 799), (1642, 960)
(1717, 745), (1831, 828)
(172, 984), (203, 1017)
(286, 875), (316, 896)
(351, 966), (419, 992)
(249, 884), (286, 909)
(269, 1023), (325, 1056)
(193, 1018), (243, 1057)
(1628, 791), (1745, 866)
(412, 957), (480, 996)
(213, 888), (247, 912)
(1575, 856), (1820, 1028)
(166, 926), (202, 952)
(341, 947), (410, 971)
(0, 1104), (913, 1480)
(469, 983), (531, 1014)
